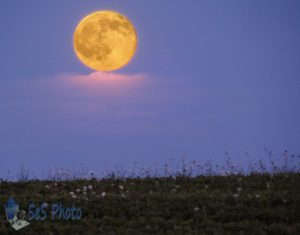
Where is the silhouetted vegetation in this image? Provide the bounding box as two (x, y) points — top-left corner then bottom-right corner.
(0, 152), (299, 234)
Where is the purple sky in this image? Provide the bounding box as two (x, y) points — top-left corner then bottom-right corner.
(0, 1), (299, 178)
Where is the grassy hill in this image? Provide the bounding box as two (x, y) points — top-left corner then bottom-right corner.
(0, 173), (299, 234)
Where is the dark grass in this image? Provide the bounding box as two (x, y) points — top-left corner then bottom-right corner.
(1, 153), (300, 234)
(0, 173), (300, 234)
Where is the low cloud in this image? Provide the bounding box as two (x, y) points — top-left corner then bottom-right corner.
(51, 71), (148, 97)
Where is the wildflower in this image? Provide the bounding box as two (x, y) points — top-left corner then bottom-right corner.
(83, 186), (87, 192)
(76, 189), (81, 193)
(91, 191), (96, 195)
(237, 187), (242, 193)
(101, 192), (106, 197)
(204, 185), (208, 189)
(82, 175), (88, 180)
(69, 192), (75, 196)
(233, 193), (239, 198)
(194, 207), (199, 212)
(88, 185), (93, 190)
(121, 193), (126, 198)
(266, 183), (270, 189)
(255, 194), (261, 199)
(119, 185), (124, 190)
(53, 182), (58, 187)
(83, 191), (87, 195)
(45, 185), (50, 189)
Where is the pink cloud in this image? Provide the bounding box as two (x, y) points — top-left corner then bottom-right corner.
(53, 71), (147, 96)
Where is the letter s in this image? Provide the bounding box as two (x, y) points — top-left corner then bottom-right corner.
(40, 203), (47, 220)
(28, 203), (35, 221)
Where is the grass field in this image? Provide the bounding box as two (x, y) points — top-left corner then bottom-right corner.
(0, 172), (299, 235)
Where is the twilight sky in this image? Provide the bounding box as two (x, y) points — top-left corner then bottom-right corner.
(0, 1), (299, 178)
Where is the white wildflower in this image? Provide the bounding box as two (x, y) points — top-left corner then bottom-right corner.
(101, 192), (106, 197)
(88, 185), (93, 190)
(255, 194), (261, 198)
(282, 199), (287, 204)
(237, 187), (242, 193)
(45, 185), (50, 189)
(83, 186), (87, 192)
(194, 207), (199, 212)
(233, 193), (239, 198)
(69, 191), (74, 196)
(220, 171), (228, 176)
(119, 185), (124, 190)
(76, 189), (81, 193)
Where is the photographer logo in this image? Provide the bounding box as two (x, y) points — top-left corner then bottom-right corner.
(4, 197), (30, 231)
(3, 197), (82, 231)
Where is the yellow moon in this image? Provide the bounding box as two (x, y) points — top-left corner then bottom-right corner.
(73, 11), (138, 71)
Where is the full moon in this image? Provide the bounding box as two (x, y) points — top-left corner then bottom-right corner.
(73, 11), (138, 71)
